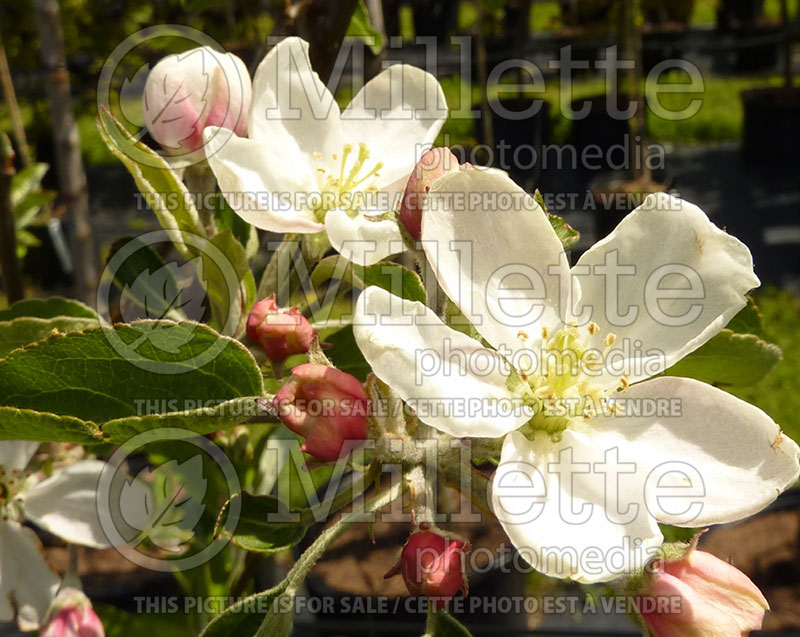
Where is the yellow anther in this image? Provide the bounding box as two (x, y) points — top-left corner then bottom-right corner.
(588, 322), (599, 335)
(541, 326), (550, 340)
(517, 330), (529, 341)
(604, 333), (617, 347)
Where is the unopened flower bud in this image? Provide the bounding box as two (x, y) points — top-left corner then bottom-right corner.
(246, 296), (315, 363)
(399, 147), (460, 240)
(273, 364), (369, 461)
(143, 46), (251, 158)
(40, 587), (105, 637)
(638, 542), (768, 636)
(384, 525), (470, 609)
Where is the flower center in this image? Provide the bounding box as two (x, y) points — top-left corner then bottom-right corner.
(0, 467), (25, 519)
(311, 143), (383, 222)
(511, 322), (627, 439)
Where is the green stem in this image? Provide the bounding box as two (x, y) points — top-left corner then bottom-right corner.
(426, 605), (437, 634)
(254, 478), (404, 637)
(183, 163), (218, 236)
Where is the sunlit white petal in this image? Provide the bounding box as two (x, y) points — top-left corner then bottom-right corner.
(342, 64), (447, 187)
(325, 209), (404, 266)
(573, 193), (759, 387)
(354, 286), (529, 437)
(492, 429), (663, 583)
(598, 376), (800, 526)
(203, 129), (324, 233)
(0, 520), (59, 631)
(0, 441), (38, 473)
(422, 168), (571, 353)
(22, 460), (111, 549)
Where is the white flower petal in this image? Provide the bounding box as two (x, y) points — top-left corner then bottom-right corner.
(354, 286), (529, 438)
(22, 460), (111, 549)
(341, 64), (447, 188)
(572, 193), (759, 387)
(597, 376), (800, 526)
(203, 128), (324, 233)
(422, 168), (572, 353)
(249, 37), (344, 161)
(0, 520), (59, 631)
(0, 441), (38, 472)
(492, 429), (663, 583)
(325, 209), (404, 266)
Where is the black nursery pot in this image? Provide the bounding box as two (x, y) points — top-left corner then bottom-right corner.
(741, 87), (800, 167)
(569, 94), (637, 165)
(480, 96), (551, 190)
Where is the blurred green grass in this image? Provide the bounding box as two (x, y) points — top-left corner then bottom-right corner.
(434, 72), (790, 147)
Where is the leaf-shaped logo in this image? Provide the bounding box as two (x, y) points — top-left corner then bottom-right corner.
(121, 257), (207, 323)
(120, 62), (150, 127)
(142, 48), (211, 149)
(119, 455), (208, 553)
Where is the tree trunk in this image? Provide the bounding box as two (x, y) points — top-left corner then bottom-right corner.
(619, 0), (648, 181)
(261, 0), (361, 84)
(34, 0), (96, 303)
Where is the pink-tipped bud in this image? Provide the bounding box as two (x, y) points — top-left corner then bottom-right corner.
(399, 147), (461, 240)
(40, 587), (105, 637)
(384, 524), (470, 610)
(639, 547), (769, 636)
(273, 363), (369, 462)
(143, 46), (251, 158)
(246, 296), (315, 363)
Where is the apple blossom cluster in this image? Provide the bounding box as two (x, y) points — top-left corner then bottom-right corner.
(122, 35), (800, 636)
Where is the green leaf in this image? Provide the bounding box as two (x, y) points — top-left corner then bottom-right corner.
(0, 406), (103, 444)
(347, 0), (384, 54)
(0, 297), (99, 321)
(534, 189), (579, 251)
(101, 396), (270, 443)
(206, 229), (251, 334)
(724, 296), (764, 337)
(0, 321), (264, 424)
(15, 191), (55, 228)
(213, 194), (259, 259)
(360, 261), (426, 304)
(0, 316), (100, 358)
(665, 329), (782, 386)
(10, 163), (48, 208)
(199, 583), (289, 637)
(427, 609), (474, 637)
(106, 236), (191, 323)
(97, 107), (206, 257)
(323, 325), (371, 381)
(215, 491), (309, 554)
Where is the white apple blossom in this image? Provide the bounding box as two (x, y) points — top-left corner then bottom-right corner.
(203, 37), (448, 265)
(0, 442), (114, 630)
(354, 167), (800, 583)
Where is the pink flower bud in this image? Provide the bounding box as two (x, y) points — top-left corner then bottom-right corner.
(40, 587), (105, 637)
(399, 147), (460, 240)
(273, 364), (369, 461)
(143, 46), (251, 158)
(384, 525), (470, 609)
(246, 296), (315, 363)
(639, 547), (768, 636)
